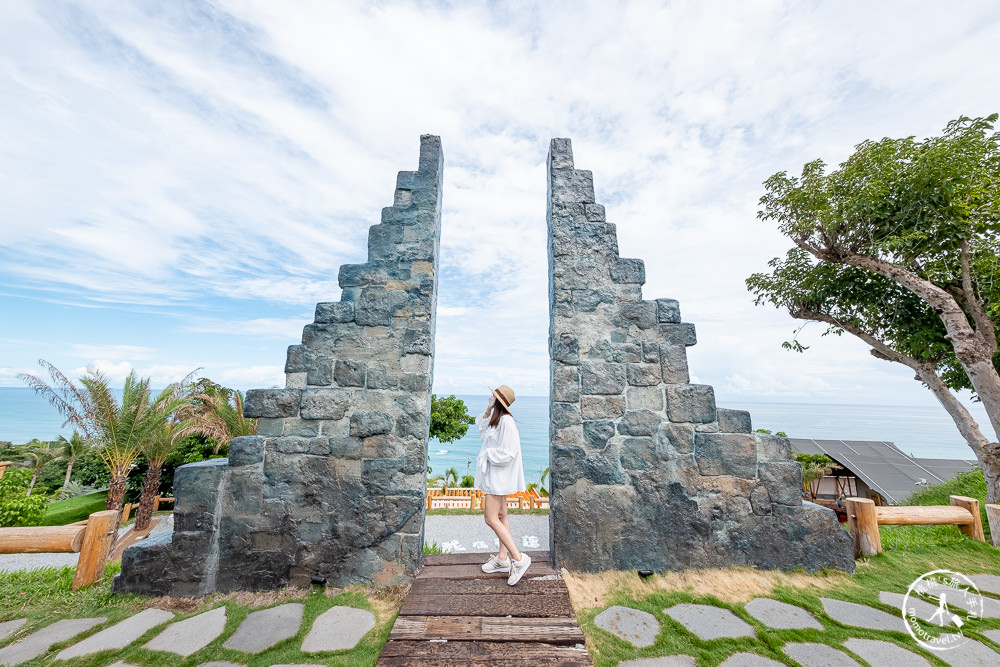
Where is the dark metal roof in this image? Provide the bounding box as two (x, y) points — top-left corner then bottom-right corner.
(788, 438), (978, 505)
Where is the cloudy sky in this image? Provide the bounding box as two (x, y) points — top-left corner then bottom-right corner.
(1, 0), (998, 417)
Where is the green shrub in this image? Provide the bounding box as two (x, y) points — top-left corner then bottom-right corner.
(460, 475), (474, 488)
(0, 468), (49, 527)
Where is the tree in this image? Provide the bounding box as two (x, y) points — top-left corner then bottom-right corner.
(444, 467), (458, 488)
(24, 440), (60, 496)
(429, 394), (475, 443)
(748, 115), (1000, 500)
(134, 420), (181, 531)
(0, 468), (48, 527)
(177, 379), (257, 454)
(793, 452), (842, 501)
(57, 431), (90, 500)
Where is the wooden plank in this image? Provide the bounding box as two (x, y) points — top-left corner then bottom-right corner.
(377, 640), (592, 666)
(424, 551), (551, 566)
(0, 525), (85, 554)
(410, 577), (569, 597)
(418, 563), (559, 580)
(389, 615), (584, 644)
(875, 505), (973, 526)
(400, 592), (576, 618)
(72, 510), (117, 590)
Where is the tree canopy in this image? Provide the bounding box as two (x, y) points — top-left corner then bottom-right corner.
(429, 394), (474, 444)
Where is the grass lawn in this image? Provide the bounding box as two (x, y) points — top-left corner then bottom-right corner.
(40, 491), (108, 526)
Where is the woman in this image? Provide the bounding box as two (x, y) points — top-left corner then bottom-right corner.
(475, 384), (531, 585)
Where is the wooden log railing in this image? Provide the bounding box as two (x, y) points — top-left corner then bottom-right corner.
(425, 488), (550, 511)
(0, 510), (118, 589)
(0, 461), (12, 479)
(846, 495), (985, 558)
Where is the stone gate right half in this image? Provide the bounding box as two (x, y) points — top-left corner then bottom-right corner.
(547, 138), (855, 573)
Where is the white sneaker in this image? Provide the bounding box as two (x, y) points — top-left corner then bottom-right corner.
(481, 554), (511, 573)
(507, 554), (531, 586)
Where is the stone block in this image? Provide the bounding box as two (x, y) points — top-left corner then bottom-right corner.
(334, 360), (366, 387)
(401, 328), (432, 355)
(223, 603), (305, 653)
(657, 422), (694, 453)
(306, 360), (332, 386)
(551, 333), (579, 364)
(552, 402), (582, 427)
(750, 486), (771, 515)
(626, 363), (661, 386)
(550, 169), (595, 204)
(398, 372), (430, 392)
(619, 301), (657, 329)
(694, 432), (757, 477)
(300, 389), (350, 420)
(354, 288), (410, 327)
(581, 395), (627, 419)
(284, 345), (307, 373)
(580, 361), (626, 394)
(627, 386), (663, 411)
(658, 322), (697, 346)
(583, 420), (615, 449)
(659, 343), (690, 384)
(594, 606), (660, 648)
(613, 343), (642, 363)
(338, 262), (388, 288)
(553, 365), (580, 402)
(758, 462), (803, 506)
(244, 389), (300, 418)
(552, 425), (583, 446)
(665, 384), (716, 423)
(315, 301), (355, 323)
(618, 410), (661, 436)
(302, 606), (376, 653)
(256, 418), (283, 436)
(756, 434), (792, 462)
(656, 298), (681, 323)
(549, 138), (575, 169)
(173, 459), (227, 533)
(620, 437), (656, 470)
(366, 368), (399, 389)
(641, 340), (659, 363)
(611, 258), (645, 285)
(350, 412), (394, 437)
(573, 288), (612, 312)
(329, 435), (363, 458)
(229, 436), (265, 466)
(585, 203), (606, 221)
(717, 408), (752, 433)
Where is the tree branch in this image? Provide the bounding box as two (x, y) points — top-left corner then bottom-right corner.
(960, 239), (998, 356)
(787, 306), (925, 370)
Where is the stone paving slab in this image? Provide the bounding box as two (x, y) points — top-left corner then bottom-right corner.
(783, 642), (862, 667)
(842, 638), (931, 666)
(56, 608), (174, 660)
(879, 591), (943, 623)
(969, 575), (1000, 596)
(665, 604), (754, 641)
(718, 653), (783, 666)
(222, 603), (303, 653)
(145, 605), (227, 656)
(745, 598), (822, 630)
(301, 606), (375, 653)
(984, 628), (1000, 643)
(0, 617), (106, 666)
(197, 662), (244, 667)
(944, 591), (1000, 618)
(819, 598), (906, 633)
(271, 664), (328, 666)
(935, 634), (1000, 666)
(107, 662), (142, 667)
(0, 621), (25, 643)
(619, 657), (695, 666)
(594, 606), (660, 648)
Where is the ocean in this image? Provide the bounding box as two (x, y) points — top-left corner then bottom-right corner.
(2, 388), (995, 486)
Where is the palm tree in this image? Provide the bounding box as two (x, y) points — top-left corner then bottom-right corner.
(25, 440), (60, 496)
(444, 467), (458, 489)
(20, 361), (191, 518)
(134, 420), (181, 531)
(57, 431), (90, 500)
(178, 385), (257, 454)
(539, 466), (550, 496)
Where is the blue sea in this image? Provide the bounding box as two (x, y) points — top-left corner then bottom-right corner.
(2, 388), (995, 486)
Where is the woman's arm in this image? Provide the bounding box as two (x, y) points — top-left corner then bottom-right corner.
(484, 416), (519, 466)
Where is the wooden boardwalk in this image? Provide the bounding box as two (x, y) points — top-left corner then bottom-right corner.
(378, 551), (592, 666)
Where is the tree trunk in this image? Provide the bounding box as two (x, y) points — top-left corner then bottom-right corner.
(134, 462), (163, 531)
(60, 458), (75, 500)
(26, 471), (38, 496)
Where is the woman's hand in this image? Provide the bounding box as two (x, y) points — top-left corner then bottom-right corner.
(484, 394), (495, 417)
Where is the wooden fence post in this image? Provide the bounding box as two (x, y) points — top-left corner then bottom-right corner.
(0, 461), (11, 479)
(846, 497), (881, 558)
(986, 504), (1000, 548)
(950, 495), (985, 542)
(72, 510), (117, 590)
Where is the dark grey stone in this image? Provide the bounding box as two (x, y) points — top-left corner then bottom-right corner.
(580, 361), (626, 394)
(611, 258), (646, 285)
(552, 402), (582, 427)
(758, 462), (803, 506)
(314, 301), (354, 323)
(695, 433), (757, 478)
(665, 384), (716, 423)
(627, 363), (661, 386)
(819, 598), (906, 633)
(658, 323), (697, 347)
(749, 486), (771, 515)
(0, 617), (107, 666)
(744, 598), (822, 630)
(551, 333), (580, 364)
(581, 396), (627, 419)
(718, 408), (752, 433)
(782, 643), (861, 667)
(553, 365), (580, 402)
(664, 603), (754, 640)
(585, 203), (605, 221)
(593, 606), (660, 647)
(301, 606), (376, 652)
(350, 412), (393, 437)
(223, 603), (304, 653)
(244, 389), (300, 418)
(334, 360), (366, 387)
(842, 639), (931, 666)
(284, 345), (307, 373)
(228, 436), (265, 466)
(756, 434), (792, 462)
(618, 410), (660, 436)
(656, 298), (681, 323)
(300, 389), (350, 420)
(354, 288), (409, 326)
(56, 608), (174, 660)
(619, 301), (657, 328)
(145, 606), (227, 657)
(583, 420), (616, 449)
(659, 343), (690, 383)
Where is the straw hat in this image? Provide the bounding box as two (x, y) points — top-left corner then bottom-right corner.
(490, 384), (516, 411)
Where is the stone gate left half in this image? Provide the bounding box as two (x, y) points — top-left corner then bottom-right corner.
(114, 135), (443, 596)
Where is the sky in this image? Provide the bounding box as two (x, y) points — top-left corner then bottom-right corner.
(1, 0), (999, 419)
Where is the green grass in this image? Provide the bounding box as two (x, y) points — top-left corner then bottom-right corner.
(0, 564), (404, 667)
(41, 491), (108, 526)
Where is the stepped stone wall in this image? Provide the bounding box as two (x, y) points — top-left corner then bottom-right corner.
(546, 138), (855, 573)
(114, 135), (444, 596)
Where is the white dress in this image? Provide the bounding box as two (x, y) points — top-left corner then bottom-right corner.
(473, 413), (526, 496)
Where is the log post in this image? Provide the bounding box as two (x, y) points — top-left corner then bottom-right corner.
(0, 461), (11, 479)
(846, 497), (881, 558)
(950, 495), (985, 542)
(72, 510), (117, 590)
(986, 504), (1000, 547)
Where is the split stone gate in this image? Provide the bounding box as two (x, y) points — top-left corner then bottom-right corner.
(114, 136), (853, 596)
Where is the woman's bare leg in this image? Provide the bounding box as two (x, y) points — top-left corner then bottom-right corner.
(484, 494), (522, 562)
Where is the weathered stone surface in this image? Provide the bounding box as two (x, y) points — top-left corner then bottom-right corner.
(0, 617), (106, 666)
(117, 136), (443, 596)
(197, 662), (244, 667)
(57, 608), (174, 660)
(223, 603), (304, 653)
(145, 606), (227, 657)
(301, 606), (376, 652)
(0, 619), (25, 643)
(934, 636), (1000, 666)
(664, 604), (754, 640)
(842, 638), (931, 666)
(970, 574), (1000, 595)
(620, 657), (696, 667)
(744, 598), (822, 630)
(593, 606), (660, 648)
(783, 643), (861, 667)
(547, 138), (854, 576)
(758, 462), (803, 505)
(820, 598), (906, 633)
(719, 655), (784, 667)
(878, 591), (942, 623)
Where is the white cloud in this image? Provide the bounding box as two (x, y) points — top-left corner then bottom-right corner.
(185, 316), (311, 341)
